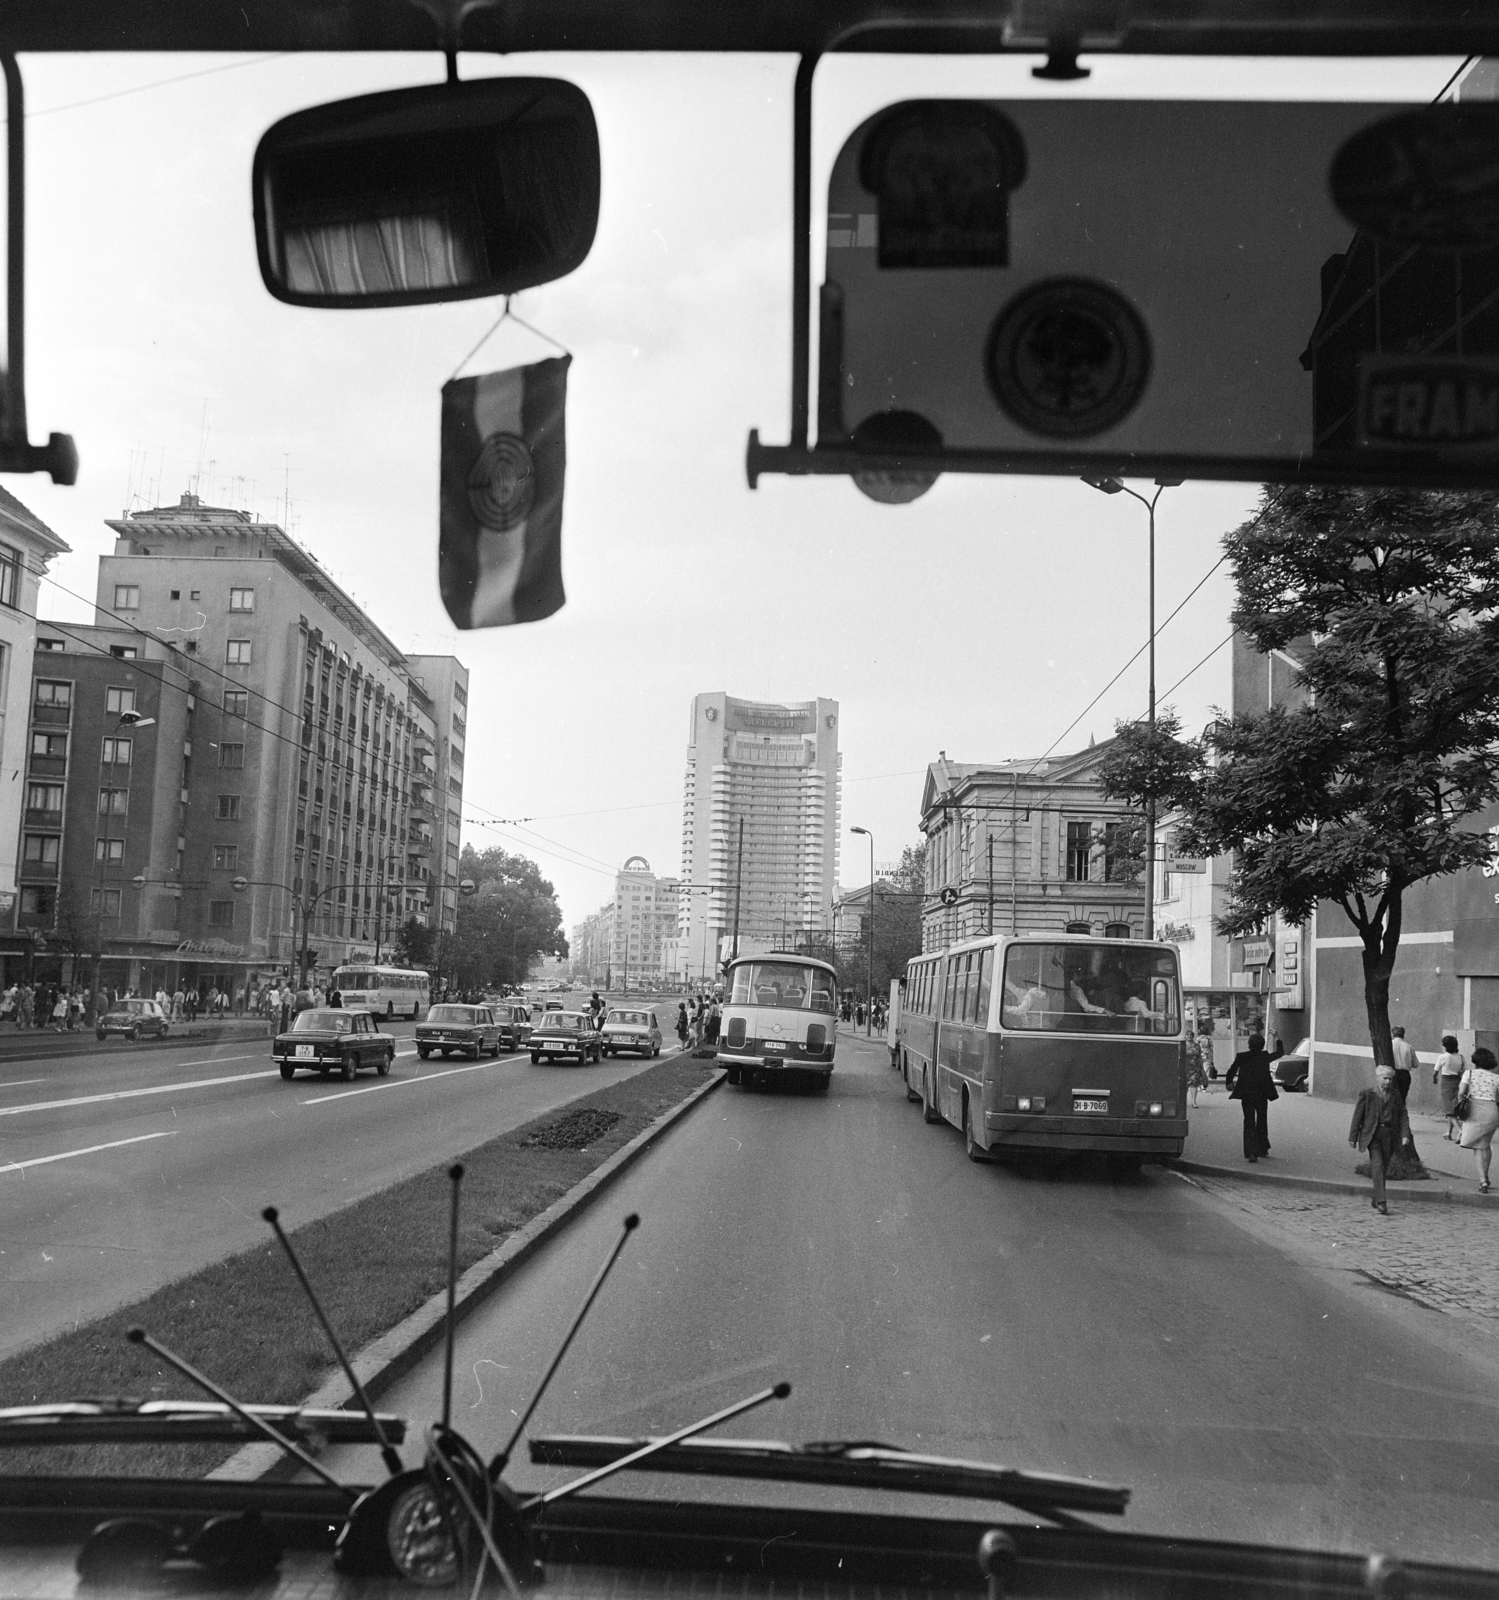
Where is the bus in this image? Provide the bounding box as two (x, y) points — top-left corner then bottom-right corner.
(897, 934), (1185, 1166)
(718, 952), (838, 1092)
(331, 964), (431, 1020)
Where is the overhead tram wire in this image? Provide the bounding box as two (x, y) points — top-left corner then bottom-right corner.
(26, 53), (293, 119)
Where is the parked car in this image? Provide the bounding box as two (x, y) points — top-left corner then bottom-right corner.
(529, 1010), (605, 1065)
(96, 998), (170, 1042)
(415, 1003), (504, 1060)
(274, 1008), (395, 1081)
(1272, 1041), (1311, 1093)
(602, 1008), (663, 1058)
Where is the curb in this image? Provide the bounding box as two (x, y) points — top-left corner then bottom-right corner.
(211, 1063), (727, 1482)
(1172, 1157), (1499, 1209)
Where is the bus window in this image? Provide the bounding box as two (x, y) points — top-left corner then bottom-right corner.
(975, 948), (993, 1025)
(959, 953), (974, 1022)
(1003, 943), (1179, 1034)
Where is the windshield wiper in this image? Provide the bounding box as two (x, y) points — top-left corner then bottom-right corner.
(0, 1399), (406, 1447)
(529, 1435), (1128, 1525)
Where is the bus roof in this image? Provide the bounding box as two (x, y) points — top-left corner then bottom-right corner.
(723, 951), (837, 978)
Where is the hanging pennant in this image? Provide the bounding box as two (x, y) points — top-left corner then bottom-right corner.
(438, 355), (570, 628)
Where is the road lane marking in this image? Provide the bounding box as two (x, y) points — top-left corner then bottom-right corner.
(0, 1130), (177, 1174)
(0, 1079), (46, 1090)
(0, 1070), (279, 1118)
(301, 1057), (508, 1104)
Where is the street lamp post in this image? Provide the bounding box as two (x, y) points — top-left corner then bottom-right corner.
(851, 826), (874, 1036)
(1082, 477), (1179, 941)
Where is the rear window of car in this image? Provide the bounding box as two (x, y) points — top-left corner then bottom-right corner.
(607, 1010), (651, 1025)
(293, 1010), (351, 1033)
(428, 1006), (479, 1024)
(543, 1013), (584, 1030)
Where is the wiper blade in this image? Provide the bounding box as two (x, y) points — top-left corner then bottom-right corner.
(529, 1435), (1128, 1522)
(0, 1399), (406, 1447)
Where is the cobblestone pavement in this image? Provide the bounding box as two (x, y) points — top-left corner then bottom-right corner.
(1176, 1173), (1499, 1328)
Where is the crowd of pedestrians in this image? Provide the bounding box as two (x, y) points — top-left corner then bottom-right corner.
(0, 973), (328, 1033)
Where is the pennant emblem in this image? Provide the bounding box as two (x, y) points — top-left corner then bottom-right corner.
(439, 356), (570, 628)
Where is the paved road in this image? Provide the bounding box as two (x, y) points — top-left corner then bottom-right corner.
(338, 1031), (1499, 1571)
(0, 995), (681, 1362)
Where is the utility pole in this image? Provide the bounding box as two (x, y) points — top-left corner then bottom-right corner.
(987, 834), (994, 937)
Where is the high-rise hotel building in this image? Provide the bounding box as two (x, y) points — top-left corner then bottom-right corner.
(679, 694), (840, 976)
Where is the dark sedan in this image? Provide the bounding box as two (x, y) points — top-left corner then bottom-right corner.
(415, 1003), (504, 1060)
(95, 997), (170, 1042)
(274, 1008), (395, 1081)
(529, 1010), (604, 1066)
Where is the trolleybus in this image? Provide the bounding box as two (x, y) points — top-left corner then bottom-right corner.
(330, 964), (431, 1020)
(897, 934), (1185, 1165)
(718, 952), (838, 1092)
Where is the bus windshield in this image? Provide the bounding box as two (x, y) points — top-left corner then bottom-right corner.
(729, 962), (835, 1012)
(1001, 943), (1181, 1036)
(335, 971), (373, 990)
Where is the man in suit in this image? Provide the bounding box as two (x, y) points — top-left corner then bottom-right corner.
(1227, 1032), (1283, 1162)
(1349, 1064), (1413, 1215)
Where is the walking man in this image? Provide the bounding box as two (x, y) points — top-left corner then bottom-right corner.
(1227, 1032), (1282, 1162)
(1349, 1064), (1414, 1215)
(1389, 1026), (1417, 1103)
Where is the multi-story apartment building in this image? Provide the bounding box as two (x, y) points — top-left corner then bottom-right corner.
(918, 745), (1143, 951)
(0, 489), (70, 979)
(21, 492), (468, 992)
(678, 694), (840, 976)
(407, 655), (469, 940)
(573, 856), (680, 988)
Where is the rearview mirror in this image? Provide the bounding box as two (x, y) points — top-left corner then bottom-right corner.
(758, 97), (1499, 492)
(253, 78), (600, 309)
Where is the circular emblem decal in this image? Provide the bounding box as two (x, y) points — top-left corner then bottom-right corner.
(986, 279), (1150, 439)
(467, 432), (535, 531)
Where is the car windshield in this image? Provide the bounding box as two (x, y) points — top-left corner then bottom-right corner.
(427, 1006), (480, 1024)
(6, 40), (1493, 1574)
(292, 1011), (352, 1033)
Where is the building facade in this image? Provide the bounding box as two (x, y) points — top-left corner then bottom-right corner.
(15, 493), (469, 993)
(918, 744), (1144, 951)
(678, 693), (840, 974)
(407, 655), (469, 941)
(573, 856), (680, 988)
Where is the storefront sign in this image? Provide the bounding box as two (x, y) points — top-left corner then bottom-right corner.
(174, 937), (247, 959)
(1240, 938), (1273, 967)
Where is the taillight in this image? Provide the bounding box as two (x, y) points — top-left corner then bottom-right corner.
(807, 1023), (826, 1053)
(727, 1017), (746, 1047)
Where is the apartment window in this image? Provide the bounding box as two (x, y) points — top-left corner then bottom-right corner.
(37, 638), (64, 652)
(209, 900), (236, 927)
(20, 886), (55, 916)
(217, 742), (245, 769)
(26, 783), (63, 812)
(0, 544), (20, 609)
(101, 737), (132, 766)
(91, 888), (122, 917)
(226, 639), (252, 665)
(1065, 821), (1093, 882)
(228, 587), (255, 612)
(223, 690), (249, 718)
(94, 838), (125, 863)
(113, 585), (140, 611)
(23, 835), (60, 864)
(30, 732), (67, 758)
(216, 794), (241, 820)
(105, 687), (136, 716)
(34, 681), (71, 706)
(98, 787), (128, 815)
(213, 845), (239, 870)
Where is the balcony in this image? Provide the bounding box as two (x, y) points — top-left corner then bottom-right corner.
(25, 808), (62, 829)
(19, 861), (58, 881)
(408, 835), (433, 858)
(28, 755), (65, 779)
(32, 703), (70, 727)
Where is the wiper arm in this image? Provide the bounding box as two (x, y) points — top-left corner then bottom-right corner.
(529, 1435), (1128, 1524)
(0, 1399), (406, 1447)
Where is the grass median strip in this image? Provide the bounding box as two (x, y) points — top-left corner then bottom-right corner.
(0, 1054), (716, 1480)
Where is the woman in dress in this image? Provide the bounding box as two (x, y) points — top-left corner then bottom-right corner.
(1457, 1044), (1499, 1193)
(1433, 1033), (1466, 1141)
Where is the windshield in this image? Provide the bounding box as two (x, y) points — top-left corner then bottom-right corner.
(729, 963), (836, 1011)
(292, 1010), (352, 1033)
(6, 46), (1492, 1575)
(427, 1006), (480, 1024)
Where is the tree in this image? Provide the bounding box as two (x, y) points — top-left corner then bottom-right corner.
(444, 846), (567, 992)
(53, 885), (101, 994)
(1173, 486), (1499, 1067)
(392, 917), (435, 971)
(1096, 708), (1200, 882)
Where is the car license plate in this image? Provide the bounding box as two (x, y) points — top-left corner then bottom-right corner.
(763, 1041), (786, 1051)
(296, 1044), (315, 1058)
(1073, 1097), (1109, 1114)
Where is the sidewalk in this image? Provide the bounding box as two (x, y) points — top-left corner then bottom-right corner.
(0, 1016), (270, 1060)
(1176, 1083), (1497, 1209)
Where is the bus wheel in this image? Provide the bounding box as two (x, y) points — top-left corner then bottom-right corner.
(387, 1002), (394, 1018)
(964, 1101), (989, 1162)
(904, 1057), (920, 1103)
(726, 1067), (741, 1086)
(921, 1070), (941, 1125)
(812, 1074), (831, 1095)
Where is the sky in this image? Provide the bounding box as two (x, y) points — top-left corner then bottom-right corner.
(6, 49), (1459, 935)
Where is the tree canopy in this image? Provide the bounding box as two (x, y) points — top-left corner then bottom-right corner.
(442, 845), (568, 992)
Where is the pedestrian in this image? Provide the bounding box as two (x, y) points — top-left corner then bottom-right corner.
(1456, 1044), (1499, 1194)
(18, 984), (32, 1029)
(1226, 1031), (1282, 1162)
(705, 1000), (720, 1046)
(50, 990), (68, 1032)
(328, 988), (342, 1008)
(1186, 1032), (1209, 1108)
(676, 1003), (689, 1046)
(1348, 1063), (1414, 1215)
(1389, 1025), (1417, 1102)
(1434, 1033), (1466, 1141)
